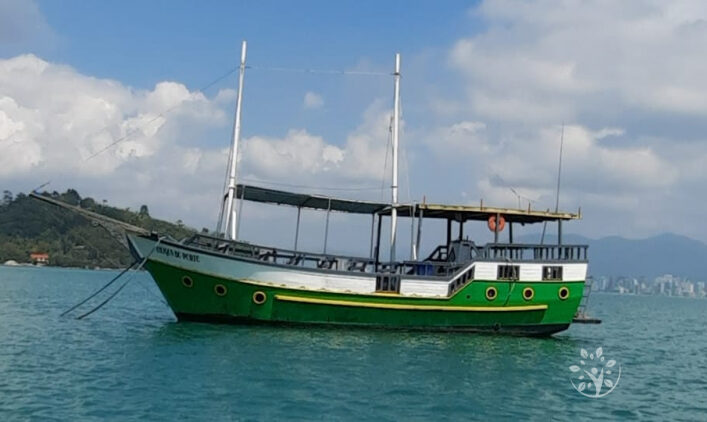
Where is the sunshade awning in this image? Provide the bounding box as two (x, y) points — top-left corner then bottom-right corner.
(236, 184), (391, 214)
(236, 184), (581, 223)
(389, 203), (581, 223)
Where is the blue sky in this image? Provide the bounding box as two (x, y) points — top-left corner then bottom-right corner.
(4, 0), (707, 251)
(35, 1), (480, 87)
(30, 0), (483, 148)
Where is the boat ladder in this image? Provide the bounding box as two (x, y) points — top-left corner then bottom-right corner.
(573, 276), (602, 324)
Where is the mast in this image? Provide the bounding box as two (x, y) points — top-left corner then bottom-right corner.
(220, 40), (247, 239)
(390, 53), (401, 262)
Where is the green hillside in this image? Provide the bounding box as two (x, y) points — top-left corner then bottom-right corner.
(0, 189), (199, 268)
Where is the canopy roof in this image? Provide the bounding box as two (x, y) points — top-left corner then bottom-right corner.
(236, 184), (581, 223)
(236, 184), (390, 214)
(390, 203), (580, 224)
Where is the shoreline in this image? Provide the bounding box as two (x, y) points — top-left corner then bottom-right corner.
(0, 263), (134, 272)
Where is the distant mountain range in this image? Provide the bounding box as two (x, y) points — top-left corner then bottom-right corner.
(520, 233), (707, 280)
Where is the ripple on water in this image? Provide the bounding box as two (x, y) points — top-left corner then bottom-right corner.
(0, 266), (706, 420)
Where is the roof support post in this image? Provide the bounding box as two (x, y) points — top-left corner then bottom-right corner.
(446, 219), (452, 246)
(558, 220), (563, 246)
(294, 206), (302, 251)
(369, 213), (375, 259)
(494, 212), (500, 244)
(390, 53), (401, 263)
(236, 184), (245, 240)
(375, 213), (382, 271)
(509, 222), (514, 244)
(410, 205), (416, 260)
(415, 206), (423, 262)
(458, 220), (464, 241)
(323, 198), (331, 254)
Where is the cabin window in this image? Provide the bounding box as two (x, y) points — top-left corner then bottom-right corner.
(542, 266), (563, 281)
(497, 265), (520, 281)
(376, 274), (400, 293)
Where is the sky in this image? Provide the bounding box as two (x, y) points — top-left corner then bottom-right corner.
(2, 0), (707, 254)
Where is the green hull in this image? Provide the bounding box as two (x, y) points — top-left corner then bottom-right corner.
(144, 259), (583, 336)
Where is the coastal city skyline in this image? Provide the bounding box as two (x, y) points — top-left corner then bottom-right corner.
(592, 274), (706, 299)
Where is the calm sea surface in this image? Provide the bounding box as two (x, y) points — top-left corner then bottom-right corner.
(0, 265), (705, 421)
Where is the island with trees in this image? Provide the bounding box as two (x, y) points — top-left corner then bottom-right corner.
(0, 189), (198, 268)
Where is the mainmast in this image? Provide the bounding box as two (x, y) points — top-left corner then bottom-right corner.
(390, 53), (401, 262)
(219, 40), (247, 240)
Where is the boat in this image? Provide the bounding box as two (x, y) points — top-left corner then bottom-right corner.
(122, 41), (590, 335)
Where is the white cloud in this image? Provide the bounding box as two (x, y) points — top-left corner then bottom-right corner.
(0, 54), (397, 230)
(402, 0), (707, 240)
(0, 54), (230, 176)
(0, 54), (233, 227)
(303, 91), (324, 109)
(447, 1), (707, 124)
(241, 99), (395, 186)
(243, 129), (344, 177)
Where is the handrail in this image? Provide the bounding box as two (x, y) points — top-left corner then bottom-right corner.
(179, 234), (588, 279)
(480, 243), (588, 261)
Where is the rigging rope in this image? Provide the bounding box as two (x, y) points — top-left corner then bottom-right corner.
(247, 65), (389, 76)
(84, 66), (240, 162)
(82, 63), (387, 163)
(62, 237), (163, 319)
(60, 262), (137, 317)
(379, 116), (393, 202)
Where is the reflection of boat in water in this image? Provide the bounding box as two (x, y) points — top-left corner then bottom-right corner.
(132, 42), (592, 335)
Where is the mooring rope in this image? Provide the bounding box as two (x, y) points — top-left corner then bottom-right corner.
(62, 237), (163, 319)
(60, 262), (137, 317)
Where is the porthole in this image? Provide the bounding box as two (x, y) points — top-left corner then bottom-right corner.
(558, 286), (570, 300)
(485, 286), (498, 301)
(252, 291), (267, 305)
(181, 276), (194, 288)
(214, 284), (228, 297)
(522, 287), (535, 301)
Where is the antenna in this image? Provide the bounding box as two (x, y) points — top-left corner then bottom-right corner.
(541, 123), (564, 244)
(555, 123), (565, 213)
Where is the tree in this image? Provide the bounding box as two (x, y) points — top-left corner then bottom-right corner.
(62, 189), (81, 205)
(139, 205), (150, 217)
(2, 190), (12, 205)
(80, 197), (96, 209)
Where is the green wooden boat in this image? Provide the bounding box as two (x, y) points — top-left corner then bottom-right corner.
(126, 42), (589, 336)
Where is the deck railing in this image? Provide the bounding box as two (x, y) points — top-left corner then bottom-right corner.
(483, 243), (588, 261)
(181, 234), (587, 278)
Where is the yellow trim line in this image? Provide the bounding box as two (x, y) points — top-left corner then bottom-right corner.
(274, 295), (548, 312)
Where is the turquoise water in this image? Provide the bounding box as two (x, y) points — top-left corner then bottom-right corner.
(0, 266), (705, 421)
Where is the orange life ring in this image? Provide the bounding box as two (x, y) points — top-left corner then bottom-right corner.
(488, 215), (506, 232)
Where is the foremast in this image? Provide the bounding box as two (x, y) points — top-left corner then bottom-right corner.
(217, 40), (248, 240)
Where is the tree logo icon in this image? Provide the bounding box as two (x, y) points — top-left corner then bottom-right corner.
(569, 347), (621, 398)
